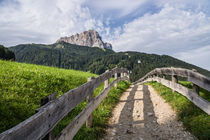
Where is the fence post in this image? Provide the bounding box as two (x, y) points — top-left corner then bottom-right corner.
(104, 70), (109, 89)
(172, 75), (178, 83)
(124, 72), (128, 80)
(124, 72), (127, 77)
(163, 75), (166, 79)
(152, 74), (156, 81)
(39, 92), (57, 140)
(127, 71), (130, 81)
(193, 84), (200, 95)
(172, 75), (178, 92)
(114, 72), (118, 88)
(121, 72), (124, 78)
(192, 69), (200, 95)
(86, 77), (95, 128)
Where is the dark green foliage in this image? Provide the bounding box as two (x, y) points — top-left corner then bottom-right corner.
(0, 45), (15, 60)
(147, 81), (210, 140)
(89, 52), (210, 82)
(9, 42), (114, 69)
(9, 42), (210, 82)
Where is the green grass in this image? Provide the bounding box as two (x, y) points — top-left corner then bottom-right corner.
(0, 60), (130, 140)
(179, 81), (210, 102)
(0, 59), (96, 132)
(146, 81), (210, 140)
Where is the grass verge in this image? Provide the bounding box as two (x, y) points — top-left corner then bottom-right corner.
(146, 81), (210, 140)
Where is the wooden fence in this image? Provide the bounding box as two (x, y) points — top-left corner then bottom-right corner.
(134, 67), (210, 115)
(0, 68), (129, 140)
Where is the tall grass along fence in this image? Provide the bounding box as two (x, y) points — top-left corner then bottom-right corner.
(0, 67), (129, 140)
(134, 67), (210, 115)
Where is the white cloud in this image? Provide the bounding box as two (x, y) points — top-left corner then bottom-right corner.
(175, 45), (210, 70)
(0, 0), (210, 70)
(109, 4), (210, 70)
(85, 0), (147, 18)
(0, 0), (102, 46)
(155, 0), (210, 12)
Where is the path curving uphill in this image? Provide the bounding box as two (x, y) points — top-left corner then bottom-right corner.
(103, 84), (196, 140)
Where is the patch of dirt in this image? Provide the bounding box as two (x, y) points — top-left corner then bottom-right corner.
(102, 84), (196, 140)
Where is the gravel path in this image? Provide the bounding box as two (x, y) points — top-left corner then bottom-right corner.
(103, 84), (196, 140)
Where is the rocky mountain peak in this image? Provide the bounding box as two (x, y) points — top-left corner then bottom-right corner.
(56, 30), (112, 49)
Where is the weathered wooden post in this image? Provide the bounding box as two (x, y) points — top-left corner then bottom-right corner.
(171, 75), (178, 92)
(170, 67), (177, 92)
(193, 84), (199, 95)
(114, 72), (118, 88)
(152, 74), (157, 81)
(38, 92), (57, 140)
(148, 75), (151, 79)
(163, 75), (166, 79)
(171, 67), (178, 83)
(192, 69), (200, 95)
(156, 74), (160, 83)
(172, 75), (178, 83)
(127, 71), (130, 81)
(121, 72), (124, 78)
(123, 72), (127, 77)
(86, 77), (95, 128)
(104, 70), (109, 89)
(124, 72), (129, 81)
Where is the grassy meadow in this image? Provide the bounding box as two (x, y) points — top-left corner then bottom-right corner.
(147, 81), (210, 140)
(0, 59), (96, 133)
(0, 59), (130, 139)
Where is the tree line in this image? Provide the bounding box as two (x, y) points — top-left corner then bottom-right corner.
(9, 42), (210, 82)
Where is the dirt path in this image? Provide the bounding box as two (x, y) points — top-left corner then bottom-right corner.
(103, 84), (196, 140)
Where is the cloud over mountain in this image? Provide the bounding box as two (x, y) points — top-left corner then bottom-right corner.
(0, 0), (210, 70)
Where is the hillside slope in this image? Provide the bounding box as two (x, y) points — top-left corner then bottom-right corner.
(9, 42), (210, 81)
(0, 45), (15, 60)
(9, 42), (114, 70)
(0, 60), (96, 133)
(90, 52), (210, 81)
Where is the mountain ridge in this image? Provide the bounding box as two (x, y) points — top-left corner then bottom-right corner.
(56, 30), (112, 50)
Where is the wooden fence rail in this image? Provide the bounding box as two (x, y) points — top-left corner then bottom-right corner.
(57, 76), (129, 140)
(134, 67), (210, 115)
(135, 67), (210, 92)
(0, 68), (129, 140)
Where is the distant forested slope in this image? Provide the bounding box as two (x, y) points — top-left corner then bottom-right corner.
(0, 45), (15, 60)
(9, 42), (210, 82)
(9, 42), (114, 70)
(87, 52), (210, 81)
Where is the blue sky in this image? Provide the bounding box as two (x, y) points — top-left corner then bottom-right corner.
(0, 0), (210, 70)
